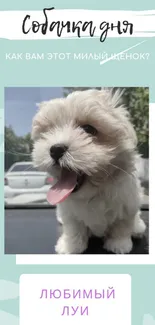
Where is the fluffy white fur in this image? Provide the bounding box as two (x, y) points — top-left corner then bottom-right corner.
(32, 88), (146, 254)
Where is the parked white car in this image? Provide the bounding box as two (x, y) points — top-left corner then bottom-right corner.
(5, 161), (53, 200)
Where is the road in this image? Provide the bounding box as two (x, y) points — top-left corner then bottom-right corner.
(5, 208), (149, 254)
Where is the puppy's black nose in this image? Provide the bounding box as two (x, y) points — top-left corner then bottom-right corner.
(50, 144), (68, 162)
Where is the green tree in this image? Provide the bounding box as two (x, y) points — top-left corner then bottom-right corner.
(5, 126), (32, 171)
(123, 87), (149, 158)
(24, 133), (33, 152)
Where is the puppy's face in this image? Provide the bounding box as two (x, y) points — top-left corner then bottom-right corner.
(32, 89), (137, 203)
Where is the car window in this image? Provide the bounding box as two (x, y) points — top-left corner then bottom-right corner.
(9, 164), (38, 172)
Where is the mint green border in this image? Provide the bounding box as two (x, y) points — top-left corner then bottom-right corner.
(0, 1), (154, 324)
(0, 0), (154, 10)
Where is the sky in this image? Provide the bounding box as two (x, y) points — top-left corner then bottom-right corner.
(5, 87), (64, 136)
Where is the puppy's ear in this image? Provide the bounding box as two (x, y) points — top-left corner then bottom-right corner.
(31, 102), (48, 141)
(101, 87), (124, 109)
(101, 88), (137, 148)
(111, 89), (138, 147)
(109, 88), (124, 109)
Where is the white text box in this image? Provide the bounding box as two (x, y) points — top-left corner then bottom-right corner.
(20, 274), (131, 325)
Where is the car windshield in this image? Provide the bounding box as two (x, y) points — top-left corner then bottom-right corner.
(10, 164), (38, 172)
(5, 87), (149, 208)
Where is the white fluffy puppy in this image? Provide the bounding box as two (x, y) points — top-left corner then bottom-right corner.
(32, 89), (146, 254)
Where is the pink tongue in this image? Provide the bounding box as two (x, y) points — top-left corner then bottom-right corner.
(47, 169), (77, 205)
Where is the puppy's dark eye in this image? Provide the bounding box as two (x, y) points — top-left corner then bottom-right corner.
(81, 124), (97, 135)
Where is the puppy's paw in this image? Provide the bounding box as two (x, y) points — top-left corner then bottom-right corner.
(132, 217), (146, 238)
(55, 234), (88, 254)
(104, 237), (133, 254)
